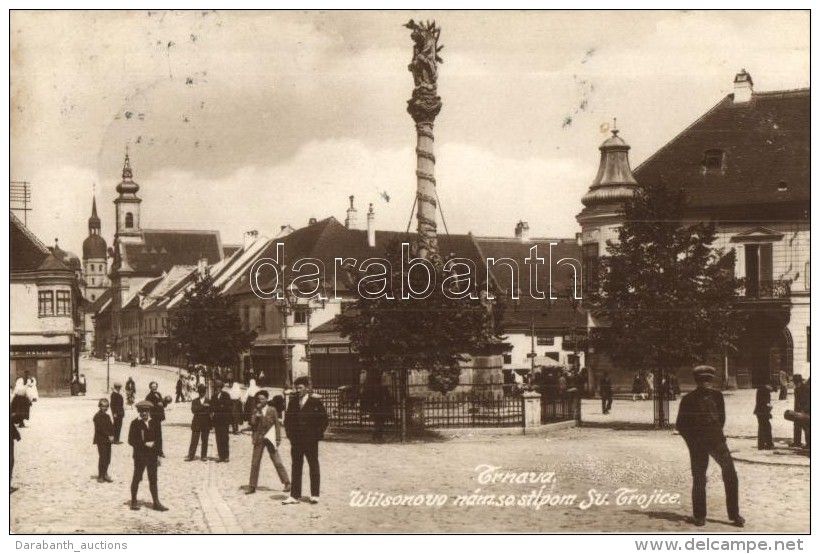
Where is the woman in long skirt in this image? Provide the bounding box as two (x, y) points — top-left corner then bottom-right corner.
(11, 379), (31, 427)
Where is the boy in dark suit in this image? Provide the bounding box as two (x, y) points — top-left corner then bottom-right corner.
(93, 399), (115, 483)
(128, 401), (167, 511)
(283, 377), (328, 505)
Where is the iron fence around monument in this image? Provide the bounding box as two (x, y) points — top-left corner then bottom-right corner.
(540, 393), (579, 423)
(314, 383), (528, 431)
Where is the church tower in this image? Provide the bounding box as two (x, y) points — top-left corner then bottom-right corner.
(82, 194), (108, 302)
(114, 151), (142, 241)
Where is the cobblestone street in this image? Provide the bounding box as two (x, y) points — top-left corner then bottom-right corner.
(10, 359), (810, 534)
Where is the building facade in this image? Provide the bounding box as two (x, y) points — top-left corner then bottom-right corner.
(577, 72), (810, 389)
(10, 212), (83, 395)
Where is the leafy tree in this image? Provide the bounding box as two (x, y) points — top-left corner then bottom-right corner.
(170, 271), (257, 374)
(338, 239), (503, 438)
(589, 181), (743, 426)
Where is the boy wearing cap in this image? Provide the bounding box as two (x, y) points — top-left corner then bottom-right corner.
(110, 383), (125, 444)
(93, 399), (115, 483)
(246, 390), (290, 494)
(676, 365), (744, 528)
(128, 401), (167, 511)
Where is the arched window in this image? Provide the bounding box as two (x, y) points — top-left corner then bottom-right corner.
(125, 212), (134, 229)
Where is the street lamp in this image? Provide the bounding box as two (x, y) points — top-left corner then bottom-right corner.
(274, 279), (299, 387)
(304, 294), (327, 385)
(105, 342), (111, 392)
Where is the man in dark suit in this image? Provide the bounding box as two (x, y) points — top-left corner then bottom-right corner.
(93, 398), (115, 483)
(145, 381), (166, 457)
(185, 384), (212, 462)
(791, 374), (809, 448)
(599, 371), (613, 415)
(753, 385), (774, 450)
(676, 365), (744, 528)
(175, 376), (185, 403)
(128, 401), (167, 511)
(246, 390), (290, 494)
(283, 377), (328, 505)
(110, 383), (125, 444)
(210, 378), (232, 462)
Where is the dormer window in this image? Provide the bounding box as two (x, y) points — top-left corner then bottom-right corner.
(702, 149), (725, 173)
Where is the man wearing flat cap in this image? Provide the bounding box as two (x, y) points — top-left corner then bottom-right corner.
(676, 365), (744, 528)
(127, 400), (167, 511)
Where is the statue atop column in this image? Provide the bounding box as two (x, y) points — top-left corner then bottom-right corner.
(405, 19), (444, 123)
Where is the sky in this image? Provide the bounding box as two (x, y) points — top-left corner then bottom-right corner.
(9, 10), (810, 256)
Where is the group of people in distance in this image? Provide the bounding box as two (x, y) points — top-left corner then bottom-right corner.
(91, 374), (328, 511)
(754, 373), (811, 451)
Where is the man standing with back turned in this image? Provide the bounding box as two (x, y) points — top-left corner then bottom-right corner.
(676, 365), (744, 528)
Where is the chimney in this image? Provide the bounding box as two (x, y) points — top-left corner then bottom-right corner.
(344, 195), (359, 229)
(733, 70), (753, 103)
(243, 230), (258, 250)
(197, 257), (209, 278)
(514, 221), (530, 242)
(367, 203), (376, 248)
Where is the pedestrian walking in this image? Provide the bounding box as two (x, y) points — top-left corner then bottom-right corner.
(244, 378), (260, 424)
(675, 365), (744, 528)
(110, 383), (125, 444)
(93, 398), (115, 483)
(125, 377), (136, 407)
(79, 374), (87, 395)
(229, 381), (243, 434)
(645, 371), (655, 400)
(210, 378), (232, 462)
(778, 370), (789, 401)
(11, 378), (31, 427)
(631, 372), (645, 401)
(282, 377), (328, 505)
(128, 401), (167, 511)
(790, 375), (809, 448)
(599, 371), (613, 415)
(185, 384), (212, 462)
(246, 390), (290, 494)
(753, 385), (774, 450)
(25, 376), (39, 403)
(175, 376), (185, 403)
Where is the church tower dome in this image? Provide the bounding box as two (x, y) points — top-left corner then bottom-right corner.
(82, 195), (108, 259)
(114, 150), (142, 239)
(581, 127), (640, 208)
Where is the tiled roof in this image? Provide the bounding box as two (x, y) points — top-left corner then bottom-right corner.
(225, 218), (493, 297)
(475, 238), (585, 331)
(141, 266), (197, 312)
(633, 89), (809, 210)
(10, 212), (70, 273)
(121, 229), (222, 276)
